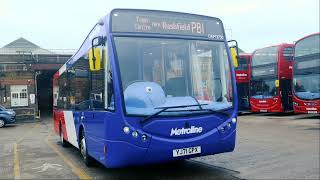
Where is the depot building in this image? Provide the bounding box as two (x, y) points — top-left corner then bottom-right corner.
(0, 38), (73, 121)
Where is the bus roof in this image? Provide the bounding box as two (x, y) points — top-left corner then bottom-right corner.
(295, 32), (320, 45)
(252, 43), (293, 55)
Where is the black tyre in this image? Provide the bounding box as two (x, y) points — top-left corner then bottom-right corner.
(80, 130), (93, 166)
(0, 119), (5, 128)
(60, 124), (68, 147)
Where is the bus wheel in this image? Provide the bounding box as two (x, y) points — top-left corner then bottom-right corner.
(80, 130), (93, 166)
(60, 124), (68, 147)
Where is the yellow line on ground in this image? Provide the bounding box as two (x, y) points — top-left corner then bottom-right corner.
(13, 143), (21, 180)
(13, 122), (40, 179)
(44, 139), (92, 180)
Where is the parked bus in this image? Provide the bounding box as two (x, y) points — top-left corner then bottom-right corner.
(53, 9), (238, 168)
(293, 33), (320, 114)
(235, 54), (252, 111)
(250, 44), (294, 113)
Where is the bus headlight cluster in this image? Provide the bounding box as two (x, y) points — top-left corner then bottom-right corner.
(219, 118), (236, 133)
(123, 126), (148, 142)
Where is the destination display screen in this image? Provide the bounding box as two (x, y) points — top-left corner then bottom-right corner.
(111, 10), (225, 40)
(252, 66), (276, 77)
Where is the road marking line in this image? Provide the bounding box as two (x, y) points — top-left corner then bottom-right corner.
(13, 123), (40, 179)
(44, 139), (92, 180)
(13, 143), (21, 180)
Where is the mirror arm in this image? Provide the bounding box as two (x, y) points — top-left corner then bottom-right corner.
(91, 37), (98, 69)
(228, 40), (239, 57)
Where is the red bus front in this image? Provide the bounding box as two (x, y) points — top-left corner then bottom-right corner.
(293, 33), (320, 114)
(235, 54), (251, 83)
(250, 44), (294, 113)
(235, 54), (252, 111)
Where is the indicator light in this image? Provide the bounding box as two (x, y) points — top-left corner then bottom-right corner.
(141, 134), (147, 141)
(227, 123), (231, 129)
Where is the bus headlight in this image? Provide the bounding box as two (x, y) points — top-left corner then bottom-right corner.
(231, 118), (237, 124)
(132, 131), (138, 138)
(123, 126), (130, 134)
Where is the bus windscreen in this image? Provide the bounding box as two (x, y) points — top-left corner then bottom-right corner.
(111, 9), (224, 40)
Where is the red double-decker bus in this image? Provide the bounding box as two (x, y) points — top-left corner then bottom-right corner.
(250, 44), (294, 113)
(293, 33), (320, 114)
(235, 54), (252, 111)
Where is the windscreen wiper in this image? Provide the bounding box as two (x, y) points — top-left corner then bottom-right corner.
(190, 96), (203, 110)
(189, 96), (231, 117)
(194, 107), (231, 117)
(140, 104), (208, 124)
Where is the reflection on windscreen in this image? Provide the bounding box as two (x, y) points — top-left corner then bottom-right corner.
(294, 75), (320, 100)
(251, 78), (278, 99)
(114, 37), (233, 116)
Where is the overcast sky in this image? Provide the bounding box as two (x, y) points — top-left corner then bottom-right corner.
(0, 0), (319, 52)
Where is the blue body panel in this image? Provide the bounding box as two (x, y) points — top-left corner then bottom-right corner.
(59, 9), (238, 168)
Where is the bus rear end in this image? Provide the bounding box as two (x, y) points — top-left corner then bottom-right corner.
(293, 33), (320, 114)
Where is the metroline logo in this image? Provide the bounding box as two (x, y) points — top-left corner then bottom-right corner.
(170, 126), (203, 136)
(236, 73), (248, 77)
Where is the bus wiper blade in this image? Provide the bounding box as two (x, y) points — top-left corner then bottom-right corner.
(140, 104), (208, 124)
(162, 108), (231, 117)
(200, 108), (231, 117)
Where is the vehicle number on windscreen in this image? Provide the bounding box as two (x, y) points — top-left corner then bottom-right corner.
(173, 146), (201, 157)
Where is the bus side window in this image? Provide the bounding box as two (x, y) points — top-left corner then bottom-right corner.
(73, 57), (90, 111)
(90, 45), (105, 111)
(89, 44), (115, 111)
(105, 46), (115, 110)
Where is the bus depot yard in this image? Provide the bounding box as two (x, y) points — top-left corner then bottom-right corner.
(0, 113), (318, 179)
(0, 7), (319, 180)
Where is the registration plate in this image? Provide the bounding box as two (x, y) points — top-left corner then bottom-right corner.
(260, 109), (267, 112)
(173, 146), (201, 157)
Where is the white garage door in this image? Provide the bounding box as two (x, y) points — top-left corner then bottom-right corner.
(10, 85), (28, 107)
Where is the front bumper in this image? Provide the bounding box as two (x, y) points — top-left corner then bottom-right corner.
(103, 127), (236, 168)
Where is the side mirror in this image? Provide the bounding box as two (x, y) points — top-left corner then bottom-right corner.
(230, 47), (238, 68)
(89, 36), (106, 71)
(89, 47), (101, 71)
(228, 40), (239, 68)
(275, 79), (279, 88)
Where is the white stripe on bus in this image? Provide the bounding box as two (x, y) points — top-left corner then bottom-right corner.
(59, 64), (67, 76)
(63, 111), (79, 148)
